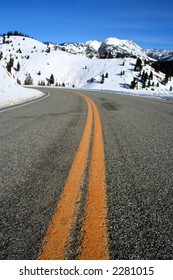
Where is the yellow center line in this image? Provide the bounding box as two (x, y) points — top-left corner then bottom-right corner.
(37, 90), (109, 260)
(78, 96), (109, 260)
(37, 93), (92, 260)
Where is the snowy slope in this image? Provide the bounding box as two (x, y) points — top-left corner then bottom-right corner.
(0, 63), (44, 109)
(57, 40), (101, 58)
(0, 34), (173, 107)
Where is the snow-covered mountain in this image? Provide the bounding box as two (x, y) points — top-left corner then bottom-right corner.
(0, 33), (173, 105)
(57, 37), (148, 60)
(145, 49), (173, 61)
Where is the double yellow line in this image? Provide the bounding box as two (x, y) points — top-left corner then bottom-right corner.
(37, 91), (109, 260)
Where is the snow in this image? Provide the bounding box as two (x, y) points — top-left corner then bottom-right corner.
(0, 35), (173, 110)
(85, 40), (101, 51)
(145, 49), (173, 61)
(0, 64), (44, 109)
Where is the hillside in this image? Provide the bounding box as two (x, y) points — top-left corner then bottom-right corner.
(0, 33), (173, 104)
(0, 63), (43, 109)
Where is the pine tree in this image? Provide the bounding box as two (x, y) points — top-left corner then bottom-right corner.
(141, 70), (148, 88)
(17, 61), (20, 71)
(40, 80), (45, 86)
(144, 72), (148, 80)
(49, 74), (54, 85)
(149, 71), (153, 80)
(130, 78), (137, 89)
(163, 68), (171, 85)
(46, 47), (50, 53)
(163, 73), (169, 85)
(6, 57), (14, 73)
(16, 48), (22, 53)
(134, 58), (142, 71)
(24, 74), (33, 85)
(144, 60), (147, 66)
(142, 78), (146, 88)
(3, 34), (6, 44)
(101, 74), (105, 84)
(17, 78), (21, 85)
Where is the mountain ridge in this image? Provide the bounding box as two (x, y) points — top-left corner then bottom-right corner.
(56, 37), (149, 60)
(145, 49), (173, 61)
(1, 32), (172, 61)
(0, 33), (173, 95)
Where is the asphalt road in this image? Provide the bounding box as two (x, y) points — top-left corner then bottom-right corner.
(0, 88), (173, 259)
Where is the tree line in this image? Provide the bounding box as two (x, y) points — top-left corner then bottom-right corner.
(0, 31), (32, 38)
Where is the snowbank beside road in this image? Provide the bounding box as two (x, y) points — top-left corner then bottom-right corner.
(0, 64), (44, 109)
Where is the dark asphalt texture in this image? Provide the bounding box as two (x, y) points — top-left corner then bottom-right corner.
(0, 88), (173, 259)
(86, 91), (173, 260)
(0, 89), (87, 259)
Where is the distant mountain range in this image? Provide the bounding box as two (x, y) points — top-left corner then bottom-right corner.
(57, 39), (173, 62)
(0, 33), (173, 94)
(56, 37), (149, 60)
(145, 49), (173, 61)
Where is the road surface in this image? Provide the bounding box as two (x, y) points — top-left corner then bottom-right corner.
(0, 88), (173, 259)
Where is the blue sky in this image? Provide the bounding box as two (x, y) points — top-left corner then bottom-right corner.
(0, 0), (172, 49)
